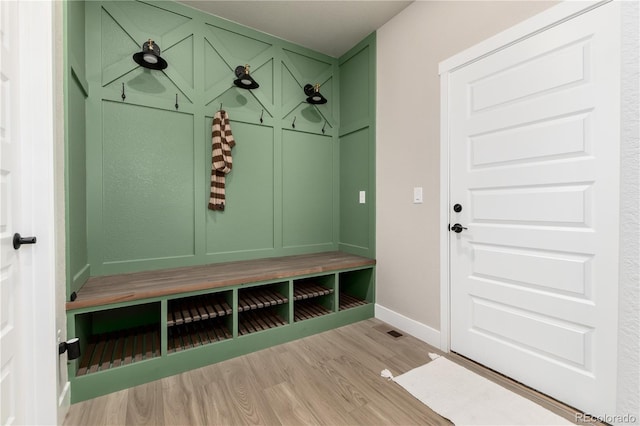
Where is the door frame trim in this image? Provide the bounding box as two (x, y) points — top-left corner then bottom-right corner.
(437, 0), (610, 353)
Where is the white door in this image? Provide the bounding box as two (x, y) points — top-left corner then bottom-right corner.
(1, 1), (57, 424)
(449, 2), (620, 416)
(1, 1), (26, 424)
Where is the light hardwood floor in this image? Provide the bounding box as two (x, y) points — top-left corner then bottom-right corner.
(64, 319), (588, 426)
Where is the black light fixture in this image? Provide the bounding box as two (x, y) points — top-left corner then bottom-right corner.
(304, 83), (327, 104)
(59, 337), (81, 361)
(133, 39), (168, 70)
(234, 65), (259, 89)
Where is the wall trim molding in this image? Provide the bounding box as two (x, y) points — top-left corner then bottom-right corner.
(374, 304), (441, 348)
(438, 0), (607, 74)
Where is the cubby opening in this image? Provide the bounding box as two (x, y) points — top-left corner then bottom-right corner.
(167, 291), (232, 326)
(339, 268), (374, 310)
(74, 303), (161, 376)
(167, 291), (233, 353)
(168, 317), (232, 353)
(238, 282), (289, 335)
(293, 275), (335, 322)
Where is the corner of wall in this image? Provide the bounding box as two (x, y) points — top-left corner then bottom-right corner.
(375, 304), (441, 349)
(617, 0), (640, 422)
(338, 32), (376, 259)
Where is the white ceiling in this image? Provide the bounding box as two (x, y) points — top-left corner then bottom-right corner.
(177, 1), (414, 57)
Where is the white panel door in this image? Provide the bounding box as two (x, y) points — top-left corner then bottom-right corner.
(0, 1), (25, 424)
(449, 2), (620, 416)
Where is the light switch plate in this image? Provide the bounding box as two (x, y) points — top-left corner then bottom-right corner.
(413, 187), (423, 204)
(359, 190), (366, 204)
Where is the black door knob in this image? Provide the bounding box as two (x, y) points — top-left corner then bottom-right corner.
(453, 204), (462, 213)
(13, 233), (37, 250)
(450, 223), (468, 234)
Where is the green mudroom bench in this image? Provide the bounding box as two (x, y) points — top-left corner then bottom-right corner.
(66, 251), (376, 402)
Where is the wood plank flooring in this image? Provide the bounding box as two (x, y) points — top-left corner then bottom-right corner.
(64, 319), (592, 426)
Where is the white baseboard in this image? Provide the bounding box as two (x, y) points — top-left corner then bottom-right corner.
(375, 304), (442, 349)
(57, 381), (70, 425)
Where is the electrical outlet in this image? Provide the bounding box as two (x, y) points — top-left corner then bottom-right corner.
(359, 191), (366, 204)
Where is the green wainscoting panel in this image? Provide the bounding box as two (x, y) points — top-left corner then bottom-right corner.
(100, 7), (135, 77)
(340, 128), (370, 250)
(338, 34), (376, 258)
(282, 130), (334, 249)
(205, 120), (275, 255)
(65, 0), (89, 295)
(67, 0), (86, 75)
(110, 1), (191, 36)
(283, 49), (333, 81)
(101, 101), (195, 264)
(67, 77), (89, 292)
(162, 34), (194, 89)
(206, 24), (273, 60)
(340, 44), (370, 127)
(204, 37), (231, 92)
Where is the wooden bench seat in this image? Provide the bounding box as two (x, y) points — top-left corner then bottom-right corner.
(66, 251), (375, 310)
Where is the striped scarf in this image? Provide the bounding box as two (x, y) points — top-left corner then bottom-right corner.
(208, 110), (235, 211)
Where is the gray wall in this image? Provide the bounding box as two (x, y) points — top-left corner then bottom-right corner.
(376, 0), (557, 330)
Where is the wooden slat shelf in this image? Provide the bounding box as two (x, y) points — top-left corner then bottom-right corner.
(167, 318), (231, 353)
(339, 293), (368, 310)
(67, 252), (375, 310)
(293, 282), (333, 301)
(238, 309), (287, 336)
(294, 300), (332, 322)
(238, 287), (288, 312)
(167, 293), (232, 327)
(76, 327), (160, 377)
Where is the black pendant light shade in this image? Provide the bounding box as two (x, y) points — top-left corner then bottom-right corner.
(304, 84), (327, 104)
(234, 65), (259, 89)
(133, 39), (168, 70)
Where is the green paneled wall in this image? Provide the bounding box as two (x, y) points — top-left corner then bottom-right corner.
(338, 35), (376, 258)
(282, 130), (336, 249)
(340, 128), (371, 249)
(205, 121), (275, 255)
(101, 102), (195, 262)
(65, 0), (90, 296)
(76, 0), (367, 279)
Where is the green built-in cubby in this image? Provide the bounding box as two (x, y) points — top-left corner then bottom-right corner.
(64, 0), (376, 404)
(293, 275), (336, 322)
(167, 290), (233, 352)
(66, 252), (376, 402)
(238, 282), (290, 335)
(339, 268), (375, 310)
(73, 302), (162, 377)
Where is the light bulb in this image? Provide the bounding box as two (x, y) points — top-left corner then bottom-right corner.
(143, 53), (158, 64)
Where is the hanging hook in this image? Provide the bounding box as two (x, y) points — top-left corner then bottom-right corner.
(121, 83), (126, 101)
(292, 116), (296, 129)
(175, 93), (179, 110)
(321, 120), (327, 134)
(260, 109), (264, 124)
(219, 102), (223, 111)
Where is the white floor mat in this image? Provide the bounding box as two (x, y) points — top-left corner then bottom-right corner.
(393, 356), (573, 425)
